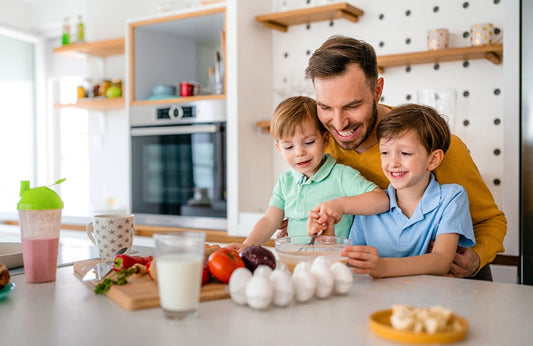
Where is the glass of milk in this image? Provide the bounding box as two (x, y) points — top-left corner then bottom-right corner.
(153, 232), (206, 319)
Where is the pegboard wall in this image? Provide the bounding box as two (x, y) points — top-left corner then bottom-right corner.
(270, 0), (506, 213)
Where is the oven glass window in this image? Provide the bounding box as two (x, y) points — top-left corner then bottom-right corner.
(132, 125), (226, 218)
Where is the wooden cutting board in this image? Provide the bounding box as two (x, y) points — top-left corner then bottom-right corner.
(73, 259), (230, 311)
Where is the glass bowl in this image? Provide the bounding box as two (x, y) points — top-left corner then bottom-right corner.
(275, 235), (352, 272)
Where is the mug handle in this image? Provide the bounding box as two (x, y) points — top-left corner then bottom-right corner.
(86, 221), (96, 245)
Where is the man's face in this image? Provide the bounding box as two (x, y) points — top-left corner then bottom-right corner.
(313, 64), (382, 152)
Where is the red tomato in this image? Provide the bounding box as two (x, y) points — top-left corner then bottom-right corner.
(201, 263), (211, 285)
(207, 248), (245, 283)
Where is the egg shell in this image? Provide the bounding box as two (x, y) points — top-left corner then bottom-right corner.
(291, 269), (316, 303)
(269, 269), (294, 307)
(330, 262), (354, 295)
(312, 255), (332, 268)
(229, 267), (253, 305)
(310, 263), (334, 298)
(293, 261), (312, 273)
(254, 264), (273, 278)
(245, 274), (274, 310)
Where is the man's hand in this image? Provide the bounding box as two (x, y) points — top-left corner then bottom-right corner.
(448, 247), (480, 278)
(428, 241), (480, 278)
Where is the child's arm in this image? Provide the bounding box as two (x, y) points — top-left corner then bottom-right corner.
(341, 233), (460, 278)
(225, 206), (284, 251)
(308, 188), (389, 235)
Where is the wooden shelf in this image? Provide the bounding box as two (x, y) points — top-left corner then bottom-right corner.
(53, 38), (125, 57)
(255, 2), (363, 32)
(55, 97), (125, 111)
(256, 120), (271, 133)
(132, 93), (226, 107)
(377, 43), (503, 73)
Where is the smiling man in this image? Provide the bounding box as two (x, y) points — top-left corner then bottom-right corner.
(305, 35), (507, 280)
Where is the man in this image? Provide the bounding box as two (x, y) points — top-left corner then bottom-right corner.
(304, 35), (506, 280)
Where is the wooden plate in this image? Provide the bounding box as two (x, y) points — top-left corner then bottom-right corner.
(368, 309), (469, 344)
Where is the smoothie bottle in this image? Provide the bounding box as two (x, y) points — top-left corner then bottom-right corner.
(17, 179), (64, 283)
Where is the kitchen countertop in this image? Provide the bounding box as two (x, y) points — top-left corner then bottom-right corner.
(2, 251), (533, 345)
(1, 226), (531, 345)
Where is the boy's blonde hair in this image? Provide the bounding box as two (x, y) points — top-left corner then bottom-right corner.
(377, 104), (451, 154)
(270, 96), (326, 141)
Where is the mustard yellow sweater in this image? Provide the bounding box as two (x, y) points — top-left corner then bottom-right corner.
(326, 135), (507, 272)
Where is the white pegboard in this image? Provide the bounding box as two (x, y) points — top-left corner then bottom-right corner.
(269, 0), (514, 266)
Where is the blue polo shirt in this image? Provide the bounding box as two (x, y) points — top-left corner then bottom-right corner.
(270, 154), (378, 238)
(349, 174), (475, 257)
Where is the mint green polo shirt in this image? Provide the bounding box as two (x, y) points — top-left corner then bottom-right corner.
(269, 154), (378, 238)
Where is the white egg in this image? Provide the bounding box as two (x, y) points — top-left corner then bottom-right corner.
(312, 255), (332, 268)
(269, 269), (294, 307)
(293, 261), (312, 274)
(310, 262), (334, 298)
(254, 264), (273, 278)
(245, 274), (273, 310)
(229, 267), (253, 305)
(330, 262), (354, 295)
(291, 269), (316, 303)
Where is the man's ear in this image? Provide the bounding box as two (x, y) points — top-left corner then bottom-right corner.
(374, 77), (384, 103)
(428, 149), (445, 171)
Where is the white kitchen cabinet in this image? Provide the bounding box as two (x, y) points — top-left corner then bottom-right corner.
(126, 1), (274, 235)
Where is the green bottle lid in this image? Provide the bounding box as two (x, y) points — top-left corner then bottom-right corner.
(17, 179), (65, 210)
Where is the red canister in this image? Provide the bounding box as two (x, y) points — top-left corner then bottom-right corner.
(180, 81), (200, 97)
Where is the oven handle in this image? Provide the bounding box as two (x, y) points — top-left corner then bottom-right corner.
(131, 124), (219, 136)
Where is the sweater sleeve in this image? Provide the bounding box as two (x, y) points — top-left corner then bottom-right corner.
(434, 135), (507, 272)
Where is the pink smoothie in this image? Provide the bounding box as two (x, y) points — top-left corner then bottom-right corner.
(22, 237), (59, 283)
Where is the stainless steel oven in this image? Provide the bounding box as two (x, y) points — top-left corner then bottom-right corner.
(130, 100), (226, 230)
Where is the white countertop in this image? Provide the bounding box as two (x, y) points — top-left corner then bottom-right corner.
(2, 251), (533, 345)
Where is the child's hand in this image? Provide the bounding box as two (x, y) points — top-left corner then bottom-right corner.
(307, 209), (335, 236)
(314, 199), (344, 225)
(341, 245), (382, 278)
(224, 243), (247, 252)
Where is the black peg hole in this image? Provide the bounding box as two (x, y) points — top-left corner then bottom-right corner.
(329, 20), (334, 27)
(378, 13), (385, 20)
(380, 96), (385, 102)
(494, 0), (501, 4)
(463, 61), (470, 68)
(379, 41), (385, 48)
(306, 24), (311, 30)
(284, 52), (288, 58)
(494, 118), (501, 125)
(406, 66), (412, 73)
(493, 178), (501, 186)
(463, 119), (470, 127)
(306, 50), (311, 56)
(463, 90), (470, 97)
(433, 6), (439, 12)
(494, 27), (501, 35)
(463, 2), (470, 9)
(494, 88), (501, 95)
(493, 149), (501, 156)
(406, 94), (412, 100)
(433, 63), (440, 70)
(405, 9), (411, 16)
(405, 38), (411, 45)
(463, 31), (470, 38)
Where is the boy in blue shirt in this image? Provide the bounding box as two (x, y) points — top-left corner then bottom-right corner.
(227, 96), (389, 251)
(309, 104), (475, 278)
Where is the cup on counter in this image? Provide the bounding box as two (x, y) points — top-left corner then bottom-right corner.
(427, 28), (450, 50)
(153, 232), (206, 320)
(470, 23), (502, 46)
(17, 180), (64, 283)
(86, 214), (135, 261)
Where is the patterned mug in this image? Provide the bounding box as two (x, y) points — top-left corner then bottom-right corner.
(470, 23), (502, 46)
(427, 28), (450, 50)
(86, 214), (135, 261)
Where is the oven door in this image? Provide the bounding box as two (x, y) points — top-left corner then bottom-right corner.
(131, 123), (226, 222)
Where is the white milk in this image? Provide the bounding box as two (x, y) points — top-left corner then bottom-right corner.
(156, 254), (203, 311)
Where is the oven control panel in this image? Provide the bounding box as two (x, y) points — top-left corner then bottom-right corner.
(157, 105), (196, 120)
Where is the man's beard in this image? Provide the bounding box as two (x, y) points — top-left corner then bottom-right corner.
(335, 101), (378, 151)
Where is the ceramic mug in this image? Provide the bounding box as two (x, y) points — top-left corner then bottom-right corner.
(470, 23), (502, 46)
(86, 214), (135, 261)
(427, 28), (450, 50)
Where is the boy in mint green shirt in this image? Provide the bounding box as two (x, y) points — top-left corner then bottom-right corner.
(227, 96), (388, 251)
